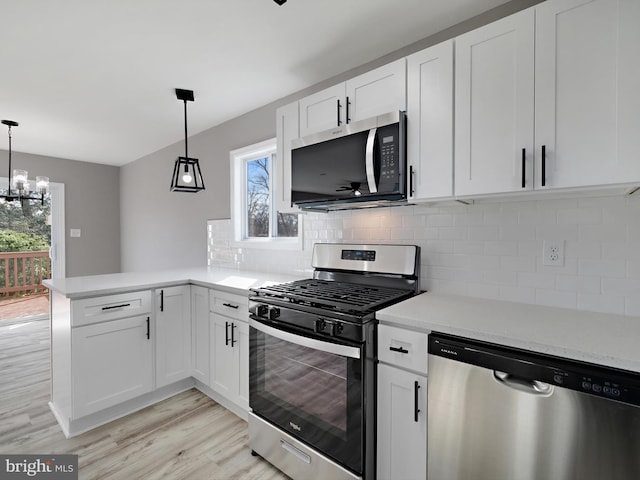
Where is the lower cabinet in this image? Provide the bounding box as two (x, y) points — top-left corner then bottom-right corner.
(72, 315), (153, 418)
(191, 285), (211, 384)
(377, 324), (429, 480)
(155, 285), (192, 388)
(210, 312), (249, 411)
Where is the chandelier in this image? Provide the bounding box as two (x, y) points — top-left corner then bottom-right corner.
(1, 119), (49, 205)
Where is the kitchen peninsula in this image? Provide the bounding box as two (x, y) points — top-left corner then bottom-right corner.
(44, 267), (302, 438)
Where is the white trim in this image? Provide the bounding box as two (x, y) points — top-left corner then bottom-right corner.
(230, 138), (303, 251)
(49, 182), (66, 279)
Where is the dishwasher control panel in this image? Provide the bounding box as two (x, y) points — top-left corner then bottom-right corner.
(429, 332), (640, 407)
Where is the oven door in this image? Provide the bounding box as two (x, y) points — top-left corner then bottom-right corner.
(249, 317), (364, 474)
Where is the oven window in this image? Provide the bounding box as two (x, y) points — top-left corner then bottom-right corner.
(250, 322), (364, 473)
(265, 338), (348, 434)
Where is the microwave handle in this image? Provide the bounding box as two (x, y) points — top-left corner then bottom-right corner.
(365, 127), (378, 193)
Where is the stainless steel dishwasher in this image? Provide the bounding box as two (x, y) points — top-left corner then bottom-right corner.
(428, 332), (640, 480)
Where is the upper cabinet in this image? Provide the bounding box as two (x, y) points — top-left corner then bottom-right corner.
(275, 101), (300, 214)
(406, 40), (454, 201)
(454, 9), (535, 196)
(455, 0), (640, 197)
(534, 0), (640, 189)
(298, 59), (406, 137)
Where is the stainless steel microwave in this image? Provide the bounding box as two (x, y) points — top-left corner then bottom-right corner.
(290, 111), (407, 210)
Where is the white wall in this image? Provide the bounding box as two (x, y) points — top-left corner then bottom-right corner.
(208, 193), (640, 317)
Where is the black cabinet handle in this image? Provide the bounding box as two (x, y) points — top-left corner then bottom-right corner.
(346, 96), (351, 124)
(409, 165), (415, 196)
(225, 321), (230, 346)
(521, 148), (526, 189)
(222, 302), (239, 310)
(160, 290), (164, 312)
(231, 323), (237, 347)
(389, 346), (409, 354)
(337, 99), (342, 126)
(146, 317), (150, 340)
(414, 381), (421, 422)
(541, 145), (546, 187)
(101, 303), (131, 311)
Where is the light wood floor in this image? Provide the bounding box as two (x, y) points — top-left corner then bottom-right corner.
(0, 317), (290, 480)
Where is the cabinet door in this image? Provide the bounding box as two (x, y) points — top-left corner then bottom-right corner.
(346, 58), (406, 122)
(298, 83), (346, 136)
(275, 101), (300, 214)
(406, 41), (454, 201)
(455, 8), (535, 196)
(377, 364), (427, 480)
(191, 285), (210, 384)
(535, 0), (640, 188)
(210, 312), (238, 398)
(72, 315), (152, 418)
(236, 321), (250, 411)
(155, 285), (192, 388)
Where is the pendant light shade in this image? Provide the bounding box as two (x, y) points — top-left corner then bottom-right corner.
(170, 88), (205, 193)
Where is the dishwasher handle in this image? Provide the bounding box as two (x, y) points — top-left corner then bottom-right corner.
(493, 370), (553, 396)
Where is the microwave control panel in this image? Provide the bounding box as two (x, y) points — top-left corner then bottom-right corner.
(377, 123), (400, 193)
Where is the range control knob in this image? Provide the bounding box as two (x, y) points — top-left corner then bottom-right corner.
(255, 304), (269, 317)
(268, 306), (281, 320)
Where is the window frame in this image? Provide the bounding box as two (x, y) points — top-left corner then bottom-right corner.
(230, 138), (302, 250)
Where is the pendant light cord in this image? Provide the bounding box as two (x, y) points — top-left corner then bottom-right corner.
(7, 125), (12, 196)
(183, 99), (188, 159)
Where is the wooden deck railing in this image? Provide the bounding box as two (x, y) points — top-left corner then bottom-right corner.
(0, 251), (51, 297)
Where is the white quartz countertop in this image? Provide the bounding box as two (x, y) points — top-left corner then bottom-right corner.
(378, 292), (640, 373)
(43, 267), (305, 299)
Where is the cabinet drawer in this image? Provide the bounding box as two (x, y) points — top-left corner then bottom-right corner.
(72, 290), (152, 327)
(378, 324), (428, 374)
(210, 290), (248, 322)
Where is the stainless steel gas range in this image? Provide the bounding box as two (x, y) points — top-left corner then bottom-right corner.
(248, 243), (421, 480)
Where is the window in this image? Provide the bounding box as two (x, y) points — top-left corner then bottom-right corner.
(231, 139), (300, 248)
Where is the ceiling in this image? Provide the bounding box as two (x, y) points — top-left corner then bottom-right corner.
(0, 0), (510, 167)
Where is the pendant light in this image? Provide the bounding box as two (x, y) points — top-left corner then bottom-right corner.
(1, 119), (49, 205)
(170, 88), (205, 193)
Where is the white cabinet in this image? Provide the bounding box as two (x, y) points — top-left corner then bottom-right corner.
(345, 59), (406, 123)
(455, 0), (640, 197)
(275, 101), (300, 214)
(72, 315), (153, 418)
(377, 324), (428, 480)
(298, 59), (406, 137)
(209, 290), (249, 411)
(534, 0), (640, 189)
(406, 40), (454, 201)
(191, 285), (210, 385)
(155, 285), (191, 388)
(454, 8), (535, 196)
(298, 83), (346, 137)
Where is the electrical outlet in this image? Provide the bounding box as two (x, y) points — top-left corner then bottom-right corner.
(543, 240), (565, 266)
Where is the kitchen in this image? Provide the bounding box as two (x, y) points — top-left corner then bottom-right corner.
(2, 0), (640, 479)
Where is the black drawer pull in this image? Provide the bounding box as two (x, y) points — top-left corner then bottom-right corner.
(389, 346), (409, 354)
(101, 303), (131, 311)
(414, 381), (421, 422)
(146, 317), (150, 340)
(541, 144), (546, 187)
(222, 302), (239, 309)
(225, 321), (230, 346)
(231, 323), (237, 347)
(521, 148), (526, 188)
(160, 290), (164, 312)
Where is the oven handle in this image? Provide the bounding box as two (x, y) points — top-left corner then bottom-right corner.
(249, 319), (361, 359)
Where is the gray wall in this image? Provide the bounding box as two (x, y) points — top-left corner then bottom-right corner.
(120, 0), (540, 272)
(1, 150), (120, 276)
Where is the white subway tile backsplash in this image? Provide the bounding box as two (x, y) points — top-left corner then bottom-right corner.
(208, 194), (640, 317)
